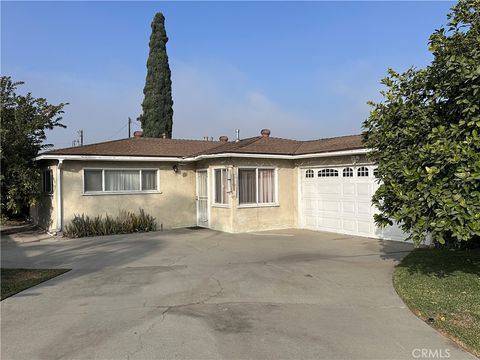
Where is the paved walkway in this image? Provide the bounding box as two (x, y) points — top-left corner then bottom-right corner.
(1, 228), (475, 359)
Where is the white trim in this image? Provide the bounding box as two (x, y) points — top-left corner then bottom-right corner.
(36, 148), (369, 162)
(196, 169), (209, 228)
(36, 154), (182, 162)
(56, 159), (64, 232)
(211, 166), (230, 207)
(188, 149), (369, 161)
(237, 166), (278, 208)
(297, 166), (302, 228)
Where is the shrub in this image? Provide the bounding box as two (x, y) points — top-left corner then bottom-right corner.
(63, 209), (156, 238)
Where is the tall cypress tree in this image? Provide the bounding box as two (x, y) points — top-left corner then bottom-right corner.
(139, 12), (173, 138)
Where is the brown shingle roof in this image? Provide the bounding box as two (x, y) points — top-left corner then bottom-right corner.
(42, 137), (223, 157)
(197, 134), (364, 156)
(294, 134), (364, 155)
(40, 134), (365, 158)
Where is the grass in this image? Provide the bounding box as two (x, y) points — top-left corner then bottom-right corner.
(393, 248), (480, 357)
(1, 268), (70, 300)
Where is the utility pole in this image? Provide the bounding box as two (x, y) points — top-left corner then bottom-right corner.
(128, 117), (132, 138)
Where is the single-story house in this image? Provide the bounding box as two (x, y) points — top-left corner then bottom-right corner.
(32, 129), (406, 241)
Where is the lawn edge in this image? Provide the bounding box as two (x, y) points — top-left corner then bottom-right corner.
(1, 268), (71, 301)
(392, 263), (480, 359)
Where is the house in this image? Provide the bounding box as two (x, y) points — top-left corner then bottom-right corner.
(32, 129), (406, 241)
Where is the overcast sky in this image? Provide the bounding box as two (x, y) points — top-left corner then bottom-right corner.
(2, 1), (453, 148)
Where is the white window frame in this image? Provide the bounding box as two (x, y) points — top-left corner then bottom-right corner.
(357, 166), (370, 177)
(82, 168), (160, 195)
(237, 167), (279, 208)
(318, 168), (339, 177)
(305, 169), (314, 178)
(342, 167), (354, 177)
(212, 167), (230, 207)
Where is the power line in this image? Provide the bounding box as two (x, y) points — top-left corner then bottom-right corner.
(105, 123), (129, 140)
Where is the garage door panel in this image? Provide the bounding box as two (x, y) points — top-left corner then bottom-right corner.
(342, 219), (356, 232)
(321, 200), (341, 212)
(317, 183), (341, 195)
(356, 183), (371, 196)
(342, 201), (355, 214)
(301, 166), (407, 241)
(357, 202), (372, 216)
(357, 221), (372, 234)
(303, 213), (317, 227)
(319, 216), (342, 230)
(342, 183), (355, 195)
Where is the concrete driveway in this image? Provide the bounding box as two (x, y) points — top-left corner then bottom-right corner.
(1, 228), (474, 360)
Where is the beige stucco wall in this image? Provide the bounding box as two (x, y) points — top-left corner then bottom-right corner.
(32, 153), (371, 235)
(30, 161), (58, 232)
(60, 160), (197, 230)
(198, 158), (298, 233)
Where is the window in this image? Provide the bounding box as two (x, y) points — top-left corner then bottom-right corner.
(238, 168), (276, 205)
(318, 169), (339, 177)
(357, 166), (369, 177)
(305, 169), (314, 178)
(343, 167), (353, 177)
(84, 169), (158, 193)
(214, 169), (229, 205)
(41, 169), (53, 194)
(373, 168), (379, 178)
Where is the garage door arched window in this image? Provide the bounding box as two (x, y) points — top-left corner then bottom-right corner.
(318, 169), (339, 177)
(305, 169), (314, 178)
(357, 166), (369, 177)
(343, 167), (353, 177)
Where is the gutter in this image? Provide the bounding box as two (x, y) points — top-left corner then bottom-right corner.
(56, 159), (64, 232)
(36, 148), (369, 163)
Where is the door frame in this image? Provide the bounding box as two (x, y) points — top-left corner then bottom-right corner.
(196, 169), (210, 227)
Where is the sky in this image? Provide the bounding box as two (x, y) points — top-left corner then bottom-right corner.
(2, 1), (454, 148)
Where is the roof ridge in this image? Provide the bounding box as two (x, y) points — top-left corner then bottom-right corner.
(44, 137), (133, 154)
(300, 134), (361, 143)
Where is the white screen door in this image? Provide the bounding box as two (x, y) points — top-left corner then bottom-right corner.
(196, 170), (209, 227)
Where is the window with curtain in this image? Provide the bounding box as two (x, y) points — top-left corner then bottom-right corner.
(83, 169), (158, 193)
(238, 168), (276, 205)
(214, 169), (229, 205)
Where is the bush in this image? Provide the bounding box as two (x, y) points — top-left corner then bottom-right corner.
(63, 209), (156, 238)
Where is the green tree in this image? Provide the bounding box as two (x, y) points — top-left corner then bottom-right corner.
(139, 12), (174, 138)
(1, 77), (67, 215)
(363, 0), (480, 246)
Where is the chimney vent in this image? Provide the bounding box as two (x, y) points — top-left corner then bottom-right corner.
(235, 129), (240, 142)
(261, 128), (271, 138)
(133, 131), (144, 138)
(161, 133), (167, 139)
(219, 136), (228, 142)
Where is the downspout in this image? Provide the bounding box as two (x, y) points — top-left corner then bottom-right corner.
(56, 159), (64, 233)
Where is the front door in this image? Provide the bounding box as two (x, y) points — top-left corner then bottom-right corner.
(196, 170), (209, 227)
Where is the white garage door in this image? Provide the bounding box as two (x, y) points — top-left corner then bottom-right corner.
(300, 165), (406, 241)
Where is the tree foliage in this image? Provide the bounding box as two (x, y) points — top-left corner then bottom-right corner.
(139, 12), (174, 138)
(363, 0), (480, 246)
(1, 77), (67, 215)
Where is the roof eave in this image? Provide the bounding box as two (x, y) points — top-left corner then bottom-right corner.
(35, 147), (368, 162)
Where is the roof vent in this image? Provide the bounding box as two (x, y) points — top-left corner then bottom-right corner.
(219, 136), (229, 142)
(261, 129), (271, 138)
(133, 131), (144, 138)
(235, 129), (240, 142)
